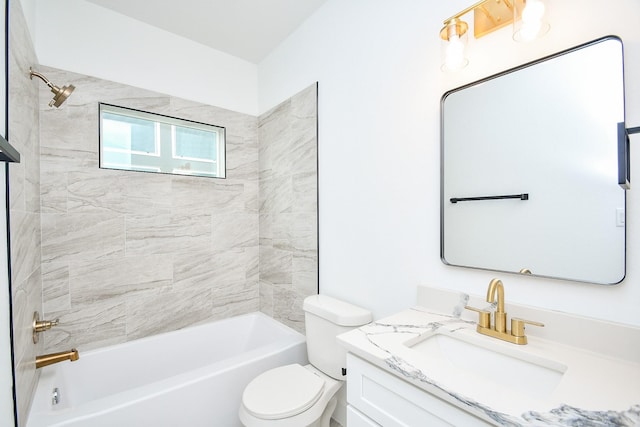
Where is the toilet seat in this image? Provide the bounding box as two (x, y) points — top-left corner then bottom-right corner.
(242, 364), (325, 420)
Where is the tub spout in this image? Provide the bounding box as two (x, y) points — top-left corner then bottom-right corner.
(36, 349), (79, 369)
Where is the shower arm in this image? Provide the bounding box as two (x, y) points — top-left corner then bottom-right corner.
(29, 67), (57, 90)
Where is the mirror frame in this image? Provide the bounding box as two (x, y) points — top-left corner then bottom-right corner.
(440, 36), (626, 285)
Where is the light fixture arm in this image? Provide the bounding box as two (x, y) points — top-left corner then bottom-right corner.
(442, 0), (492, 24)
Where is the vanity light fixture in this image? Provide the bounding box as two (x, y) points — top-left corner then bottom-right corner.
(29, 67), (75, 107)
(440, 0), (550, 72)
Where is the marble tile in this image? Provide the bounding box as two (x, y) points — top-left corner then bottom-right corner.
(42, 261), (70, 313)
(259, 281), (274, 317)
(259, 243), (293, 285)
(39, 164), (68, 214)
(211, 213), (258, 251)
(44, 299), (127, 352)
(122, 171), (173, 215)
(12, 272), (42, 368)
(242, 179), (260, 213)
(225, 135), (259, 181)
(171, 176), (248, 216)
(208, 180), (250, 214)
(258, 101), (292, 174)
(293, 171), (318, 214)
(273, 285), (306, 334)
(293, 251), (319, 295)
(9, 210), (41, 288)
(290, 124), (317, 176)
(8, 1), (43, 422)
(41, 212), (125, 263)
(290, 83), (318, 118)
(291, 212), (318, 251)
(67, 170), (128, 213)
(211, 280), (260, 320)
(8, 161), (25, 212)
(172, 247), (258, 291)
(258, 83), (318, 328)
(166, 97), (257, 140)
(124, 213), (211, 255)
(259, 174), (292, 214)
(125, 287), (213, 340)
(69, 255), (173, 304)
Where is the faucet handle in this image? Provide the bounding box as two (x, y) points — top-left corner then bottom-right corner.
(511, 317), (544, 338)
(464, 305), (490, 329)
(32, 312), (60, 344)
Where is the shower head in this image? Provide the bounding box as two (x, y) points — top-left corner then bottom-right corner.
(29, 67), (75, 108)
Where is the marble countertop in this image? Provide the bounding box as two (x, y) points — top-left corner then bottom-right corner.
(337, 289), (640, 426)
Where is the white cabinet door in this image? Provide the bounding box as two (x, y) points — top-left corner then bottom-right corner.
(347, 405), (381, 426)
(346, 354), (493, 427)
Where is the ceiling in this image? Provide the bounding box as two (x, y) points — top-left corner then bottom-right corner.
(84, 0), (329, 63)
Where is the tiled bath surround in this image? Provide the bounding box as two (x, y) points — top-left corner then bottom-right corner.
(8, 0), (44, 423)
(38, 67), (261, 351)
(38, 70), (318, 351)
(258, 84), (318, 331)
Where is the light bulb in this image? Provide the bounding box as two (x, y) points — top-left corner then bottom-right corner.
(513, 0), (549, 42)
(445, 34), (467, 71)
(522, 0), (545, 22)
(519, 20), (542, 41)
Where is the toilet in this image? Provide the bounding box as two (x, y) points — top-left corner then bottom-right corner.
(239, 295), (372, 427)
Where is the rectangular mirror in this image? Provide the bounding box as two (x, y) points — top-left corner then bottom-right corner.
(441, 36), (626, 285)
(100, 103), (226, 178)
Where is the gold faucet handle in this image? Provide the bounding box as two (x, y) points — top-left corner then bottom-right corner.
(464, 305), (490, 328)
(32, 312), (60, 344)
(34, 317), (59, 332)
(511, 317), (544, 338)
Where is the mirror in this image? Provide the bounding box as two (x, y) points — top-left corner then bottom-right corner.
(441, 36), (626, 285)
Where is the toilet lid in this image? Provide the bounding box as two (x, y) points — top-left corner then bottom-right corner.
(242, 364), (325, 420)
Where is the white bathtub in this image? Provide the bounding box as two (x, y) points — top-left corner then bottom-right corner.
(27, 312), (308, 427)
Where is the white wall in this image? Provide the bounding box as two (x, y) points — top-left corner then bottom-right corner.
(258, 0), (640, 325)
(32, 0), (259, 116)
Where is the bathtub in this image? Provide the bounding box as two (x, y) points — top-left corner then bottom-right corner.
(26, 312), (308, 427)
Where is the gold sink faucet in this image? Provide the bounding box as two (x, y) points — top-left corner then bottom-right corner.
(466, 278), (543, 345)
(36, 349), (79, 369)
(487, 278), (507, 333)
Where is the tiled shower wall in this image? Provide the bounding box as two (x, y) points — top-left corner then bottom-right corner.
(39, 67), (261, 352)
(38, 68), (318, 351)
(8, 0), (44, 423)
(258, 84), (318, 332)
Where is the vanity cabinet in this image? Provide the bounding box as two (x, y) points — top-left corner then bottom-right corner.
(346, 354), (492, 427)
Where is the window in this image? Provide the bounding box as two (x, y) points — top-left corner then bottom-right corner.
(99, 103), (226, 178)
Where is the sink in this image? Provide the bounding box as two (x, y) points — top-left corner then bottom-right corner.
(406, 333), (567, 398)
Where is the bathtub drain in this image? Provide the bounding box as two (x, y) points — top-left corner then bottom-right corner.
(51, 388), (60, 406)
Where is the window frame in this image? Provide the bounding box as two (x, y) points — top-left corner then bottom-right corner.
(99, 103), (226, 179)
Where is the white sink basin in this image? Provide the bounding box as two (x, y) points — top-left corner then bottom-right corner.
(406, 333), (567, 398)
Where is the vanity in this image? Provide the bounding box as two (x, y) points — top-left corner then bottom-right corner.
(337, 284), (640, 426)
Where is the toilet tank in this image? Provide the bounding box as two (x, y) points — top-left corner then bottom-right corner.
(303, 295), (372, 380)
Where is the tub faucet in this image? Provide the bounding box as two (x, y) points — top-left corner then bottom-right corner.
(36, 349), (79, 369)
